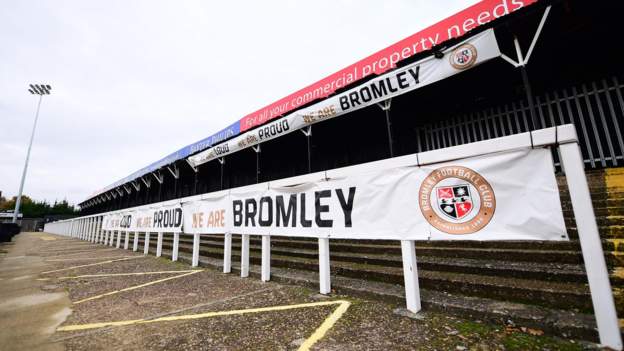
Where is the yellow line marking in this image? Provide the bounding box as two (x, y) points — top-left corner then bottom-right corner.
(58, 270), (201, 279)
(73, 270), (203, 304)
(39, 236), (57, 241)
(41, 257), (141, 274)
(46, 256), (136, 262)
(298, 300), (351, 351)
(42, 248), (117, 257)
(57, 299), (351, 349)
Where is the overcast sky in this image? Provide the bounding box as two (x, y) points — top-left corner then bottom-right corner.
(0, 0), (474, 206)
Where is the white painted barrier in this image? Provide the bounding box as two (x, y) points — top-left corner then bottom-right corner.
(44, 125), (622, 350)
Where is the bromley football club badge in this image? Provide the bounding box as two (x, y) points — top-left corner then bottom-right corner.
(436, 185), (473, 220)
(419, 166), (496, 234)
(450, 43), (477, 70)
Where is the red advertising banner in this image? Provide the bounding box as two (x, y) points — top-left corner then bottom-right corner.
(239, 0), (537, 132)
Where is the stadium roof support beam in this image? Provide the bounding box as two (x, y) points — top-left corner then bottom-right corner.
(141, 175), (151, 188)
(185, 159), (197, 173)
(498, 5), (551, 131)
(377, 99), (394, 158)
(123, 184), (132, 195)
(167, 164), (179, 179)
(218, 157), (225, 190)
(252, 145), (261, 184)
(152, 171), (164, 184)
(131, 180), (140, 192)
(300, 126), (312, 173)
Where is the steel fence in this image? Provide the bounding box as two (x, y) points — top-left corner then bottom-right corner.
(415, 76), (624, 169)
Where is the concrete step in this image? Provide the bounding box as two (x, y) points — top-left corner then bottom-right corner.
(563, 207), (624, 217)
(566, 225), (624, 239)
(152, 239), (593, 313)
(171, 236), (585, 264)
(558, 190), (624, 201)
(157, 248), (601, 343)
(560, 197), (624, 210)
(182, 238), (590, 283)
(565, 216), (624, 228)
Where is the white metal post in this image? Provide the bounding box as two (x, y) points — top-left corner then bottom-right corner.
(261, 235), (271, 282)
(124, 231), (129, 250)
(156, 232), (163, 257)
(401, 240), (421, 313)
(91, 218), (97, 242)
(172, 232), (180, 261)
(133, 232), (139, 251)
(116, 230), (121, 248)
(318, 238), (331, 294)
(81, 219), (86, 240)
(89, 218), (94, 241)
(559, 142), (622, 350)
(241, 234), (250, 278)
(82, 218), (87, 240)
(144, 232), (151, 255)
(93, 218), (98, 242)
(97, 217), (102, 243)
(87, 218), (93, 241)
(82, 219), (86, 240)
(192, 233), (200, 267)
(223, 233), (232, 273)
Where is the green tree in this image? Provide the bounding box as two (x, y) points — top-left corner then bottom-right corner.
(0, 195), (78, 217)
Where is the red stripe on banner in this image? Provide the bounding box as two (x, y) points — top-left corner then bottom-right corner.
(239, 0), (538, 132)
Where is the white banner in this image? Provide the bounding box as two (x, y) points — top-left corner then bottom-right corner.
(102, 204), (183, 233)
(421, 149), (567, 241)
(189, 29), (501, 167)
(102, 212), (129, 231)
(183, 194), (230, 234)
(182, 148), (567, 241)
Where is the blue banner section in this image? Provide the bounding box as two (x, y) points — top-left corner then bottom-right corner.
(95, 121), (240, 196)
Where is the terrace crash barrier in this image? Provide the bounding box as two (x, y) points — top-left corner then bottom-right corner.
(46, 125), (622, 350)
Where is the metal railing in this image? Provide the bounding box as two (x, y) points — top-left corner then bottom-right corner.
(415, 76), (624, 169)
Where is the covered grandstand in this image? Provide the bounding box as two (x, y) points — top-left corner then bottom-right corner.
(48, 0), (624, 345)
(78, 0), (623, 213)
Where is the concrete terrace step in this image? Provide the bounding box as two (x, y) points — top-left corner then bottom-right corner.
(151, 237), (588, 283)
(566, 225), (624, 239)
(559, 189), (624, 200)
(149, 239), (593, 313)
(167, 236), (585, 264)
(156, 248), (601, 342)
(563, 207), (624, 217)
(565, 216), (624, 228)
(560, 197), (624, 210)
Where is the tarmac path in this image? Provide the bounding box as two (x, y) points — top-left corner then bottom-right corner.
(0, 232), (589, 350)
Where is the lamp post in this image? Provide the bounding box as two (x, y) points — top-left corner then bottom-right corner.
(12, 84), (52, 223)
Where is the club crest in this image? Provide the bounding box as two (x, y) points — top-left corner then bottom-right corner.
(450, 43), (477, 70)
(419, 166), (496, 235)
(436, 185), (473, 220)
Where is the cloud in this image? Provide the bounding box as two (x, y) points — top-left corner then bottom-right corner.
(0, 0), (474, 205)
